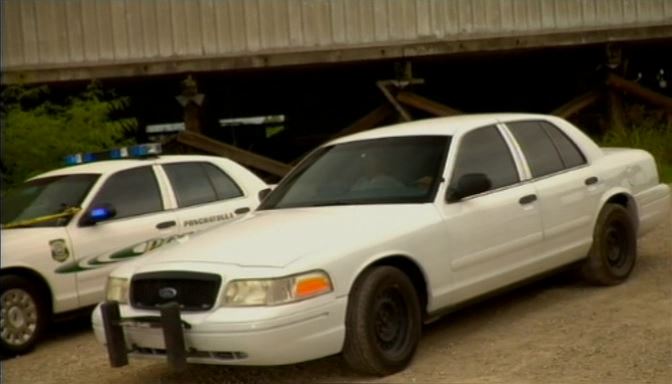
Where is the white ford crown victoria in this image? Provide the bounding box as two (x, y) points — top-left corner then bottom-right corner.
(1, 146), (268, 354)
(93, 115), (671, 375)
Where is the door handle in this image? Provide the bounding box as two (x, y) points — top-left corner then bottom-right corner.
(234, 207), (251, 215)
(156, 220), (176, 229)
(585, 176), (599, 186)
(519, 194), (537, 205)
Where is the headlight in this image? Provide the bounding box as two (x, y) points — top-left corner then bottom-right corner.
(105, 277), (130, 304)
(222, 270), (332, 306)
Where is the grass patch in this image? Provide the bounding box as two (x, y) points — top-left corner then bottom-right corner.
(596, 105), (672, 183)
(658, 163), (672, 184)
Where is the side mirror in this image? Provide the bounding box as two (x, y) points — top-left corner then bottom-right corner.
(81, 203), (117, 226)
(258, 188), (273, 201)
(446, 173), (491, 202)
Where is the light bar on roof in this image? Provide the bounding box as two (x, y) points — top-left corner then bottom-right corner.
(64, 143), (162, 166)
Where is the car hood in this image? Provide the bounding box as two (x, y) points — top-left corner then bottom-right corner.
(127, 204), (440, 270)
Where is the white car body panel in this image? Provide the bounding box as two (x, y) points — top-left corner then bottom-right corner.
(92, 114), (671, 366)
(1, 228), (78, 313)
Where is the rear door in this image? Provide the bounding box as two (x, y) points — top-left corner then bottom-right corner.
(67, 165), (179, 307)
(504, 120), (600, 265)
(159, 161), (257, 235)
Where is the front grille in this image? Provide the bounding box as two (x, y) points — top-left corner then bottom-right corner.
(130, 271), (222, 311)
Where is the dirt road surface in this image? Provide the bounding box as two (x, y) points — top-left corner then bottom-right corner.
(2, 212), (670, 384)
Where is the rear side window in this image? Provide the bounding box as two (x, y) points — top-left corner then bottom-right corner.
(203, 163), (244, 200)
(90, 166), (163, 220)
(451, 125), (519, 191)
(540, 122), (586, 168)
(507, 121), (564, 178)
(163, 162), (243, 208)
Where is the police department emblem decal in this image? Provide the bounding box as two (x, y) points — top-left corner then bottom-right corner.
(49, 239), (70, 262)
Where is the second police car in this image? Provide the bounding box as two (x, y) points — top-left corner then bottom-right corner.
(0, 144), (269, 354)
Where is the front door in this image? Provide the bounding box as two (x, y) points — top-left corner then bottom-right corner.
(434, 125), (544, 308)
(66, 166), (178, 307)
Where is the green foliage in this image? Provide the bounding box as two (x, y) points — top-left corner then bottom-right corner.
(599, 104), (672, 183)
(1, 82), (137, 187)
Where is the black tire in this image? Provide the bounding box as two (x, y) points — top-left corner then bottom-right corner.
(0, 275), (49, 355)
(342, 266), (422, 376)
(581, 204), (637, 286)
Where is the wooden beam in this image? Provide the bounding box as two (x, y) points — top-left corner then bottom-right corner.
(285, 104), (396, 165)
(333, 104), (395, 138)
(396, 91), (462, 116)
(176, 131), (291, 177)
(377, 81), (412, 121)
(551, 90), (602, 118)
(607, 73), (672, 111)
(608, 90), (626, 134)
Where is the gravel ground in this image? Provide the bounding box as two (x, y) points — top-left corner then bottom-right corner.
(2, 211), (670, 384)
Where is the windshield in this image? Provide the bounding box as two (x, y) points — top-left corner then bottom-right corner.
(1, 174), (100, 227)
(260, 136), (450, 209)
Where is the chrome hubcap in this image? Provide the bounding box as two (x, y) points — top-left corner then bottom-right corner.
(1, 289), (38, 346)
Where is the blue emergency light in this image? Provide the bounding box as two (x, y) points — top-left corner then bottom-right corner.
(64, 143), (162, 166)
(90, 208), (110, 220)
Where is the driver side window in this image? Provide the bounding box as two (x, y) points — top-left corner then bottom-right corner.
(451, 126), (519, 192)
(89, 166), (163, 220)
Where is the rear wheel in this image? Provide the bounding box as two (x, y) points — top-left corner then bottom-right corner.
(581, 204), (637, 285)
(0, 275), (49, 355)
(343, 266), (421, 376)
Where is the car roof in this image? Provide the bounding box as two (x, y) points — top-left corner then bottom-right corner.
(32, 155), (226, 179)
(327, 113), (555, 145)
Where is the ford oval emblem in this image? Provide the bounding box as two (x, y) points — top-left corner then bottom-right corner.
(158, 287), (178, 300)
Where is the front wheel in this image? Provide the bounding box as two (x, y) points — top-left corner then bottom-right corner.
(581, 204), (637, 286)
(343, 266), (422, 376)
(0, 275), (49, 355)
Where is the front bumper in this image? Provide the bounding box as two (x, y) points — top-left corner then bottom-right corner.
(92, 295), (347, 368)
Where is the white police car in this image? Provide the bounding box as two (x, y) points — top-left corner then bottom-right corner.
(0, 144), (269, 354)
(93, 115), (670, 375)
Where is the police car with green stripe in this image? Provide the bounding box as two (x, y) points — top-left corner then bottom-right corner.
(1, 144), (269, 354)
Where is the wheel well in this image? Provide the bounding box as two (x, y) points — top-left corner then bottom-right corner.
(605, 193), (638, 232)
(369, 256), (429, 318)
(1, 267), (53, 315)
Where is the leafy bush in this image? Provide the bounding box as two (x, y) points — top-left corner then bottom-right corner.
(1, 83), (137, 187)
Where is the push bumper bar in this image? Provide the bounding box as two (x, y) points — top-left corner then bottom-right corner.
(100, 300), (189, 371)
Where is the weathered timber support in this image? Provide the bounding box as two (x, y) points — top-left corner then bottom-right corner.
(377, 81), (413, 121)
(608, 90), (626, 134)
(607, 74), (672, 111)
(176, 75), (205, 134)
(177, 131), (291, 177)
(551, 90), (603, 119)
(333, 104), (396, 138)
(397, 92), (462, 116)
